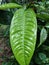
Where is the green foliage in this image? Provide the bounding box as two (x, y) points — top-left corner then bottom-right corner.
(45, 22), (49, 29)
(38, 28), (47, 47)
(0, 3), (22, 10)
(0, 0), (49, 65)
(34, 52), (49, 65)
(10, 8), (37, 65)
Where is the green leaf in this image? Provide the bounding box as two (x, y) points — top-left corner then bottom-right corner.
(37, 12), (49, 21)
(10, 8), (37, 65)
(0, 3), (22, 10)
(45, 22), (49, 28)
(38, 28), (47, 47)
(35, 53), (47, 64)
(39, 53), (47, 62)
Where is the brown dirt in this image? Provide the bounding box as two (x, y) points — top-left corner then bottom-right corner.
(0, 37), (12, 65)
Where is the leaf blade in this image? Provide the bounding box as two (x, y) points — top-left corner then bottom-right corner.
(10, 8), (37, 65)
(38, 28), (47, 47)
(0, 3), (22, 10)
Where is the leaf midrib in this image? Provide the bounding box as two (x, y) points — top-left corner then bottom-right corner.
(22, 10), (26, 65)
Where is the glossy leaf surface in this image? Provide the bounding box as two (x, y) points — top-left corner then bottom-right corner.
(10, 8), (37, 65)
